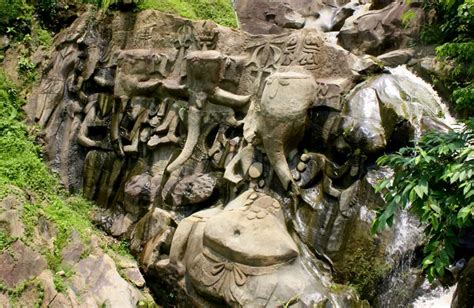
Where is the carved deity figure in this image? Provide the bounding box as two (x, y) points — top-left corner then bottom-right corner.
(156, 189), (357, 306)
(164, 50), (250, 173)
(225, 68), (317, 192)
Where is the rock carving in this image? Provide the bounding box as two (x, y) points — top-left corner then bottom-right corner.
(28, 8), (454, 307)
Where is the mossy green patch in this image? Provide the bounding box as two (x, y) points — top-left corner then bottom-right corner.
(138, 0), (238, 28)
(0, 230), (15, 251)
(334, 235), (391, 303)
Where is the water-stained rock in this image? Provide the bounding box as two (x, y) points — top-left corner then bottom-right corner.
(25, 6), (455, 306)
(338, 1), (424, 56)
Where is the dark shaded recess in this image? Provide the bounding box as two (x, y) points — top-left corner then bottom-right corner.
(265, 13), (276, 22)
(457, 225), (474, 260)
(304, 106), (337, 153)
(385, 119), (415, 152)
(371, 0), (395, 10)
(35, 1), (79, 33)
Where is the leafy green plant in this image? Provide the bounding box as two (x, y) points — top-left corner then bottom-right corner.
(401, 9), (417, 28)
(421, 0), (473, 115)
(17, 56), (37, 83)
(0, 0), (33, 37)
(372, 119), (474, 281)
(0, 230), (15, 250)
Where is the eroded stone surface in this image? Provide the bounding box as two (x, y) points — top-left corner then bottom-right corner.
(25, 5), (454, 306)
(0, 241), (47, 288)
(70, 252), (143, 307)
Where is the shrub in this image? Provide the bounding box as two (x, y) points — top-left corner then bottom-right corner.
(373, 119), (474, 281)
(421, 0), (473, 115)
(0, 0), (34, 37)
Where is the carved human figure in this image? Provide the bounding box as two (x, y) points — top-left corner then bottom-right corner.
(35, 43), (79, 127)
(147, 98), (181, 148)
(112, 50), (164, 156)
(78, 93), (113, 150)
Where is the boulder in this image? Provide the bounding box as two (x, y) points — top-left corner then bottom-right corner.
(0, 241), (47, 288)
(452, 257), (474, 308)
(377, 48), (415, 66)
(70, 252), (143, 307)
(168, 173), (217, 207)
(338, 1), (424, 55)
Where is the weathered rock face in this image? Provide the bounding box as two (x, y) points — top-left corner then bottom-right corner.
(452, 257), (474, 308)
(337, 0), (424, 56)
(0, 191), (152, 308)
(27, 4), (453, 306)
(234, 0), (368, 34)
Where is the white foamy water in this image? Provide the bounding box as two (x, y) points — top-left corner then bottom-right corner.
(386, 208), (424, 262)
(412, 283), (456, 308)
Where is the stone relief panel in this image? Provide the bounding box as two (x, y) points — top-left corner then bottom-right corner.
(28, 8), (452, 307)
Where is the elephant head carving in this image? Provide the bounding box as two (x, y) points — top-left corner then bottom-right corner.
(165, 50), (251, 173)
(230, 68), (318, 191)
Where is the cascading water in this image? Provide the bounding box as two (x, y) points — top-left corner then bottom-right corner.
(371, 66), (459, 307)
(374, 208), (425, 307)
(412, 281), (457, 308)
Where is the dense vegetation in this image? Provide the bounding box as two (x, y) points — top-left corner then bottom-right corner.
(421, 0), (473, 115)
(138, 0), (238, 27)
(0, 0), (237, 35)
(374, 0), (473, 282)
(0, 66), (135, 301)
(373, 120), (474, 281)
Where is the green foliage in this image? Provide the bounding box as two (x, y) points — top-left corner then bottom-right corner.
(373, 119), (474, 282)
(0, 74), (55, 196)
(0, 279), (45, 306)
(138, 0), (238, 27)
(82, 0), (114, 9)
(0, 0), (33, 37)
(17, 56), (37, 83)
(0, 230), (15, 251)
(1, 68), (90, 236)
(335, 239), (389, 302)
(36, 0), (58, 22)
(33, 27), (53, 48)
(421, 0), (473, 115)
(108, 239), (132, 256)
(401, 9), (417, 28)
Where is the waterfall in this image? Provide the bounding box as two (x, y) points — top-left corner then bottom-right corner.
(412, 282), (457, 308)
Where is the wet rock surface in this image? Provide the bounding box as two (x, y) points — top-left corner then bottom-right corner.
(20, 2), (457, 306)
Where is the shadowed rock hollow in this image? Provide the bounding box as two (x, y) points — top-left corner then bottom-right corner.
(25, 2), (456, 306)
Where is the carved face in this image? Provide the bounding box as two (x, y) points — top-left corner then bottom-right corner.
(185, 50), (222, 91)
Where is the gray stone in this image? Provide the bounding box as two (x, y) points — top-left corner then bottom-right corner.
(0, 241), (47, 288)
(338, 2), (424, 56)
(0, 210), (24, 238)
(0, 35), (10, 50)
(169, 173), (217, 207)
(0, 293), (11, 308)
(71, 252), (143, 307)
(61, 230), (85, 266)
(377, 48), (415, 66)
(452, 257), (474, 308)
(123, 267), (146, 288)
